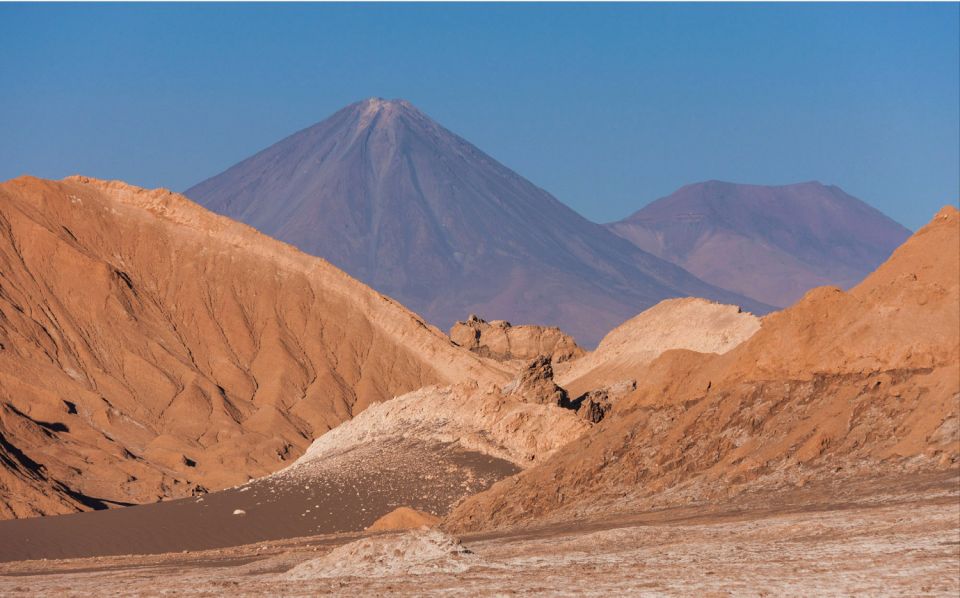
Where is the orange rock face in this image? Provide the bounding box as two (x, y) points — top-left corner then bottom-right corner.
(446, 206), (960, 532)
(0, 176), (505, 519)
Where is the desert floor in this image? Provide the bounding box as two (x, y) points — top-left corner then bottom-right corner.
(0, 441), (516, 562)
(1, 471), (956, 597)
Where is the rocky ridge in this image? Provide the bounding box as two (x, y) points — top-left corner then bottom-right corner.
(0, 175), (506, 519)
(446, 206), (960, 532)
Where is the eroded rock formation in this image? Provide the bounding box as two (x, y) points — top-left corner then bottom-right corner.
(0, 176), (506, 519)
(446, 207), (960, 532)
(449, 314), (584, 363)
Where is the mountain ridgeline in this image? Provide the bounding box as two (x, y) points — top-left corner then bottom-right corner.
(607, 181), (912, 307)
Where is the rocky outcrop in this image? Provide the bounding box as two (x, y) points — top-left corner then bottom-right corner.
(449, 315), (584, 363)
(505, 356), (569, 408)
(571, 390), (612, 424)
(502, 356), (619, 424)
(281, 529), (478, 579)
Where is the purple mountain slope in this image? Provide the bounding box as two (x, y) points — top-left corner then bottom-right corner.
(607, 181), (912, 308)
(186, 98), (772, 346)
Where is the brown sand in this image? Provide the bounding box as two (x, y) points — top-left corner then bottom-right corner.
(0, 440), (516, 562)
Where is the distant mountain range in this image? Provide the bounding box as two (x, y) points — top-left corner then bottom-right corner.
(186, 98), (771, 346)
(607, 181), (912, 307)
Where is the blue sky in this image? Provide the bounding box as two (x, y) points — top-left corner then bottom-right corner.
(1, 3), (957, 229)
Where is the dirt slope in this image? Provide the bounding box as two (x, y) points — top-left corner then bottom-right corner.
(0, 175), (506, 519)
(608, 181), (912, 307)
(289, 381), (590, 471)
(0, 438), (516, 562)
(367, 507), (440, 531)
(447, 206), (959, 532)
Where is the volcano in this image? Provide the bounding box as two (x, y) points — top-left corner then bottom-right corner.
(186, 98), (770, 346)
(607, 181), (912, 307)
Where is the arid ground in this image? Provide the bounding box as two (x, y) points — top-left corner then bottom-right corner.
(0, 472), (956, 596)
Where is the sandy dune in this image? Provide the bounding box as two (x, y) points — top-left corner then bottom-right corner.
(291, 381), (591, 470)
(555, 297), (760, 397)
(366, 506), (441, 531)
(0, 360), (591, 561)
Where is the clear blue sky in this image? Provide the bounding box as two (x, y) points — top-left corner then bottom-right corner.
(1, 3), (957, 229)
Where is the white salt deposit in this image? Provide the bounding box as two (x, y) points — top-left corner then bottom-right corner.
(280, 530), (480, 579)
